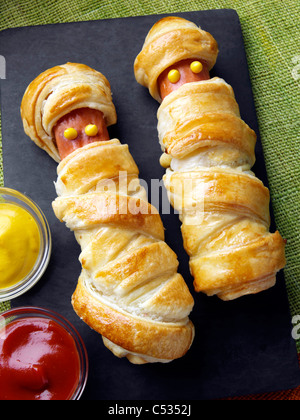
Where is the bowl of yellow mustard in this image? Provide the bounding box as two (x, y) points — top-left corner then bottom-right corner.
(0, 188), (51, 301)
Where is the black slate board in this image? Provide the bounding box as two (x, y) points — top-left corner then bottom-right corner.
(1, 9), (299, 400)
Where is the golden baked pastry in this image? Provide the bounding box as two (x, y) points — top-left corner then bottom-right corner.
(134, 17), (286, 300)
(134, 16), (218, 102)
(21, 63), (117, 162)
(21, 63), (194, 363)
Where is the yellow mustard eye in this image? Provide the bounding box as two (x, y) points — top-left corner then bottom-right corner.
(190, 61), (203, 74)
(64, 128), (78, 140)
(85, 124), (99, 137)
(168, 69), (180, 84)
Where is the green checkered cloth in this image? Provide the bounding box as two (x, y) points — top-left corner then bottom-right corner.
(0, 0), (299, 352)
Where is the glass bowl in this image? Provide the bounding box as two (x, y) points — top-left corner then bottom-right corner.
(0, 187), (52, 301)
(0, 306), (89, 400)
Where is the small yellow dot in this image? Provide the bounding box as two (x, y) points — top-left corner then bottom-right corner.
(64, 127), (78, 140)
(85, 124), (99, 137)
(168, 69), (180, 84)
(160, 153), (172, 168)
(190, 61), (203, 74)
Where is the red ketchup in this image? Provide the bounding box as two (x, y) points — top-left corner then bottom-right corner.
(0, 317), (82, 400)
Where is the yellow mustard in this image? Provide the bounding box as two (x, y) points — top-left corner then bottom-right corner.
(85, 124), (99, 137)
(0, 202), (40, 289)
(168, 69), (181, 84)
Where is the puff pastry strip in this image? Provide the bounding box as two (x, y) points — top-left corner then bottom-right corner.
(134, 16), (286, 300)
(21, 63), (194, 363)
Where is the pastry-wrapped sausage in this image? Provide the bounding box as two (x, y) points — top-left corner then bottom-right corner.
(21, 62), (194, 363)
(134, 17), (286, 300)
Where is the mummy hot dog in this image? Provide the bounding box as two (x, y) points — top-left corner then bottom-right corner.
(21, 63), (194, 364)
(134, 17), (286, 300)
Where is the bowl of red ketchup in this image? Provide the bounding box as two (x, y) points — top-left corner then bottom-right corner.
(0, 306), (88, 400)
